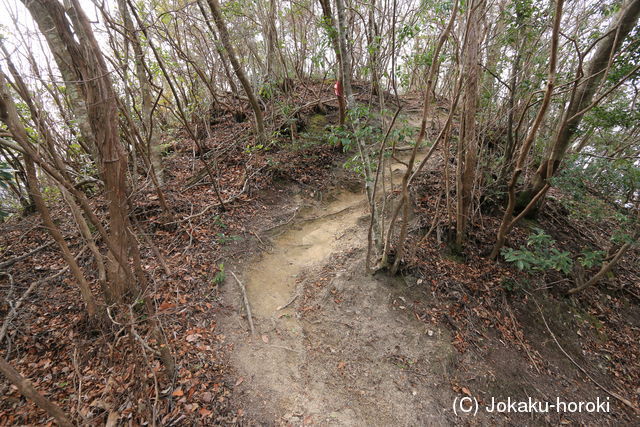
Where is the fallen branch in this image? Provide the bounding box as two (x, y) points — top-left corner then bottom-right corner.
(385, 145), (417, 152)
(276, 294), (298, 311)
(0, 356), (73, 426)
(171, 166), (265, 225)
(0, 269), (66, 344)
(230, 271), (255, 336)
(299, 203), (361, 223)
(0, 241), (54, 269)
(262, 207), (300, 232)
(0, 246), (88, 344)
(250, 230), (266, 247)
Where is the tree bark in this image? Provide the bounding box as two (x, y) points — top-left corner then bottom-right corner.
(196, 0), (241, 98)
(23, 0), (98, 159)
(22, 0), (135, 302)
(416, 0), (459, 142)
(455, 0), (485, 249)
(0, 71), (100, 319)
(118, 0), (164, 185)
(206, 0), (266, 142)
(334, 0), (355, 107)
(529, 0), (640, 196)
(490, 0), (564, 259)
(318, 0), (346, 124)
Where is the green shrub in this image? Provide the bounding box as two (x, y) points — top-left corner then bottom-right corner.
(212, 263), (225, 285)
(502, 228), (573, 274)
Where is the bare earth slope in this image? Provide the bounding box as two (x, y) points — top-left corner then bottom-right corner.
(221, 148), (463, 425)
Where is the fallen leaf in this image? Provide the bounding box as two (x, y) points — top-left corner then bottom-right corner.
(105, 412), (119, 427)
(172, 388), (184, 397)
(261, 335), (269, 343)
(159, 301), (176, 311)
(235, 377), (244, 386)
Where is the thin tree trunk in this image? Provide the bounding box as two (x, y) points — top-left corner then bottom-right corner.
(0, 71), (100, 319)
(126, 0), (227, 209)
(0, 356), (73, 427)
(490, 0), (564, 259)
(118, 0), (163, 185)
(22, 0), (136, 302)
(529, 0), (640, 196)
(367, 0), (380, 98)
(60, 185), (107, 285)
(72, 0), (134, 301)
(455, 0), (485, 250)
(196, 0), (241, 98)
(22, 0), (98, 159)
(334, 0), (354, 107)
(497, 47), (522, 187)
(417, 0), (459, 142)
(318, 0), (346, 124)
(389, 0), (459, 274)
(206, 0), (266, 142)
(568, 242), (633, 294)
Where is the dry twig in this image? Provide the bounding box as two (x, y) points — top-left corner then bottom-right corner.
(230, 271), (255, 336)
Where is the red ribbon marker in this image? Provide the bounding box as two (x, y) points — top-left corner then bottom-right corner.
(334, 80), (343, 97)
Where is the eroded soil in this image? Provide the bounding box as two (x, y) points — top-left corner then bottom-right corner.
(219, 114), (639, 426)
(221, 149), (460, 425)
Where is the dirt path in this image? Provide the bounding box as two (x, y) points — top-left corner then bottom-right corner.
(221, 147), (461, 425)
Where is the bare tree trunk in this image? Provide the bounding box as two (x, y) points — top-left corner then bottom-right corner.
(529, 0), (640, 196)
(206, 0), (266, 142)
(490, 0), (564, 259)
(481, 0), (507, 104)
(24, 157), (101, 319)
(0, 71), (100, 319)
(367, 0), (380, 98)
(497, 45), (522, 188)
(73, 0), (134, 301)
(318, 0), (346, 124)
(118, 0), (163, 185)
(388, 0), (459, 274)
(265, 0), (284, 82)
(60, 185), (107, 286)
(24, 0), (97, 159)
(0, 356), (73, 427)
(126, 0), (226, 210)
(416, 0), (459, 142)
(196, 0), (241, 98)
(5, 127), (137, 296)
(455, 0), (485, 250)
(22, 0), (134, 302)
(334, 0), (354, 107)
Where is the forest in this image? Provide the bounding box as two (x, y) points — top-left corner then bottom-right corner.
(0, 0), (638, 424)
